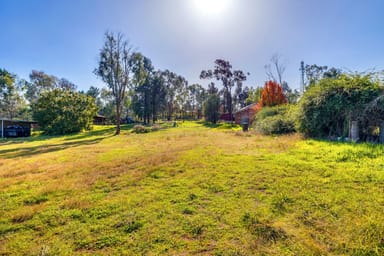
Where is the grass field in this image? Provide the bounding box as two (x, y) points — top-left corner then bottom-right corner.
(1, 122), (384, 255)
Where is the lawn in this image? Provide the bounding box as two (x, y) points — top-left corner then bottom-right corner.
(1, 122), (384, 255)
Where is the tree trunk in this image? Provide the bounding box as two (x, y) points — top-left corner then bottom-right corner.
(115, 99), (121, 135)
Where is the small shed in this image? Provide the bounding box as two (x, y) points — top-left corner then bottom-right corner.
(1, 118), (37, 138)
(234, 103), (259, 125)
(93, 114), (107, 125)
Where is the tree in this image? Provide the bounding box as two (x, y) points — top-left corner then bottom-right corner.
(245, 87), (263, 105)
(175, 76), (189, 120)
(304, 64), (343, 89)
(200, 59), (247, 123)
(58, 78), (77, 91)
(26, 70), (57, 103)
(26, 70), (77, 103)
(148, 71), (166, 123)
(162, 70), (177, 120)
(203, 83), (220, 124)
(264, 54), (296, 100)
(264, 54), (286, 87)
(0, 69), (27, 119)
(32, 89), (96, 135)
(188, 83), (206, 119)
(259, 81), (287, 107)
(86, 86), (103, 112)
(95, 32), (134, 135)
(130, 53), (157, 124)
(86, 86), (100, 99)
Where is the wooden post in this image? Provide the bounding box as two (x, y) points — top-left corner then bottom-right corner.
(379, 122), (384, 143)
(350, 120), (359, 142)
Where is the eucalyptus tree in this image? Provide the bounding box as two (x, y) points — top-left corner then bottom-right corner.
(95, 32), (134, 135)
(200, 59), (247, 122)
(162, 70), (178, 120)
(188, 83), (206, 119)
(130, 53), (154, 124)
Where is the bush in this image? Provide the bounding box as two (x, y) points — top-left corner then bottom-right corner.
(131, 124), (162, 134)
(297, 74), (382, 138)
(132, 125), (150, 133)
(32, 89), (96, 135)
(253, 105), (296, 135)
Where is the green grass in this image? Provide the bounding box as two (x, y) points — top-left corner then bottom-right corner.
(1, 122), (384, 255)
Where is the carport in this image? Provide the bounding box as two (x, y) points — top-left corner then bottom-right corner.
(0, 118), (38, 138)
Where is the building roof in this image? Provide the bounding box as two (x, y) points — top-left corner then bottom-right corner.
(0, 118), (37, 124)
(94, 114), (107, 119)
(235, 103), (258, 114)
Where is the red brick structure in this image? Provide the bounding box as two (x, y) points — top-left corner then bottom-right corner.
(234, 103), (259, 125)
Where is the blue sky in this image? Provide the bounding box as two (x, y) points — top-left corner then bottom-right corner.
(1, 0), (383, 91)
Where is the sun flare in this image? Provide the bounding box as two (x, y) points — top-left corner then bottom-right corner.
(192, 0), (231, 16)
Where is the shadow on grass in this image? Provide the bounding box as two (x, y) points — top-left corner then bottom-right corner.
(0, 137), (106, 159)
(0, 125), (125, 145)
(63, 126), (118, 141)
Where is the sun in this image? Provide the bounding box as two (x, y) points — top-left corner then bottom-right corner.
(192, 0), (231, 17)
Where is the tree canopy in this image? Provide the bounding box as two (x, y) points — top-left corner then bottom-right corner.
(94, 32), (134, 135)
(32, 89), (97, 135)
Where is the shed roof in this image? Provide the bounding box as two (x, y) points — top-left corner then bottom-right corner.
(235, 103), (258, 114)
(0, 118), (37, 124)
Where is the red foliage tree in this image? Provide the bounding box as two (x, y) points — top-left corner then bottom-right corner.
(259, 80), (287, 107)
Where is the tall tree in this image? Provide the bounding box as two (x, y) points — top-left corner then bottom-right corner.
(188, 83), (206, 119)
(26, 70), (57, 103)
(95, 32), (134, 135)
(264, 54), (292, 95)
(86, 86), (103, 112)
(0, 69), (23, 119)
(303, 64), (341, 86)
(150, 71), (166, 122)
(245, 87), (263, 105)
(0, 69), (27, 119)
(175, 76), (188, 120)
(58, 78), (77, 91)
(203, 83), (220, 124)
(130, 53), (154, 124)
(26, 70), (77, 103)
(200, 59), (247, 123)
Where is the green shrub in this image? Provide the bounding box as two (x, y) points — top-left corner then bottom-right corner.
(132, 125), (150, 133)
(253, 105), (296, 135)
(132, 124), (162, 133)
(297, 74), (382, 138)
(32, 89), (96, 135)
